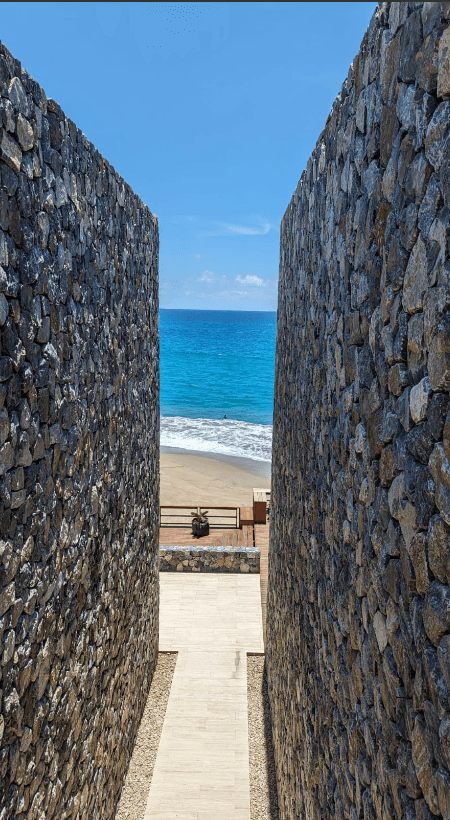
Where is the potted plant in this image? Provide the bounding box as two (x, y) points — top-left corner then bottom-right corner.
(191, 507), (209, 537)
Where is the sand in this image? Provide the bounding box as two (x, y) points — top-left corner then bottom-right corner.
(160, 447), (271, 507)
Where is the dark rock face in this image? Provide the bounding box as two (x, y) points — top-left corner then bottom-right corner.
(0, 40), (159, 820)
(267, 4), (450, 818)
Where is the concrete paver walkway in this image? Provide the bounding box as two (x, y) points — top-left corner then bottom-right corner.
(144, 574), (264, 819)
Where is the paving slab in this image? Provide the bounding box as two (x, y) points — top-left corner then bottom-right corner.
(144, 574), (264, 820)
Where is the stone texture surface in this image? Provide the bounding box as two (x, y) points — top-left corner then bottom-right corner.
(267, 4), (450, 819)
(159, 545), (260, 573)
(0, 40), (159, 820)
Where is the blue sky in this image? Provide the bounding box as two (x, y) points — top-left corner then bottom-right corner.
(2, 2), (376, 310)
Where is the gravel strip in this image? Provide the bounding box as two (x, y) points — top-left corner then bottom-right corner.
(115, 653), (177, 820)
(248, 655), (280, 820)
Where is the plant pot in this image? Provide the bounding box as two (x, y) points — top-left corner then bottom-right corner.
(192, 520), (209, 537)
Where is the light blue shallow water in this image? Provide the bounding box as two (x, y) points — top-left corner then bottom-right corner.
(160, 309), (276, 461)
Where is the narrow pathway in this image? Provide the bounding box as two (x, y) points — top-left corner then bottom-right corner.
(144, 574), (264, 819)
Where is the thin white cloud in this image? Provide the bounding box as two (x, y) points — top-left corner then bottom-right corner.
(236, 274), (265, 286)
(198, 219), (274, 238)
(224, 222), (271, 236)
(212, 290), (249, 298)
(168, 215), (274, 237)
(200, 221), (272, 237)
(197, 270), (216, 282)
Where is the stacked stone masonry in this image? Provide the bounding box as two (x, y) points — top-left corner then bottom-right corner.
(159, 545), (260, 573)
(0, 42), (159, 820)
(267, 3), (450, 819)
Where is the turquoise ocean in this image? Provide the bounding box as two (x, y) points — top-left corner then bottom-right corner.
(159, 310), (276, 464)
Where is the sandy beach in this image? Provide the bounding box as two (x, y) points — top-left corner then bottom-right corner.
(160, 446), (271, 507)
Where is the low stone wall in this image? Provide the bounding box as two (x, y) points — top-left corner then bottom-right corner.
(160, 545), (260, 573)
(268, 3), (450, 819)
(0, 40), (159, 820)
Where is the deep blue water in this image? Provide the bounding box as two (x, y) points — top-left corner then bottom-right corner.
(159, 309), (276, 461)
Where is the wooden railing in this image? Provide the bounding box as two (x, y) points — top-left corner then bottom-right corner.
(160, 506), (240, 529)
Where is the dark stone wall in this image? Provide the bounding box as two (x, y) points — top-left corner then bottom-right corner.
(0, 41), (159, 819)
(267, 3), (450, 818)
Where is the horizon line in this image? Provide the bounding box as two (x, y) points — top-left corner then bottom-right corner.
(159, 307), (277, 312)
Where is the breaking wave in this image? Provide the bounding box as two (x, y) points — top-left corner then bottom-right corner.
(160, 416), (272, 462)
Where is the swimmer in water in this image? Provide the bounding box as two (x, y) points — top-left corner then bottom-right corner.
(224, 414), (227, 419)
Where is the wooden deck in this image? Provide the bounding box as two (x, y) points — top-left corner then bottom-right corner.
(159, 525), (254, 548)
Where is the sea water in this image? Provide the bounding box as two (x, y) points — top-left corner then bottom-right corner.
(160, 309), (276, 462)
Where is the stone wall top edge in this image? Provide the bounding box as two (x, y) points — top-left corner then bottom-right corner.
(160, 545), (261, 553)
(0, 37), (158, 224)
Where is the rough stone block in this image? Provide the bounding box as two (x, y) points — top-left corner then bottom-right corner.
(437, 25), (450, 96)
(410, 377), (432, 423)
